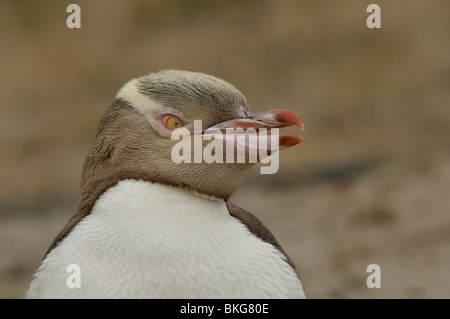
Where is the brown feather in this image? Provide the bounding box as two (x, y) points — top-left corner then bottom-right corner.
(226, 201), (300, 277)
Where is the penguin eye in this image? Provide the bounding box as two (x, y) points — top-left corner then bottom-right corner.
(162, 114), (184, 130)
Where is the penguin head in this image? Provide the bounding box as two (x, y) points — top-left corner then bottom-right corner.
(82, 70), (303, 199)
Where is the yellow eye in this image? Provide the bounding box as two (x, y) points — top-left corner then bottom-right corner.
(163, 115), (184, 130)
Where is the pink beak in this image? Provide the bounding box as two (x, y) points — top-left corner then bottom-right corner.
(207, 109), (304, 150)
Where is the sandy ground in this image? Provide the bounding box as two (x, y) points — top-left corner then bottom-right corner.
(1, 1), (449, 298)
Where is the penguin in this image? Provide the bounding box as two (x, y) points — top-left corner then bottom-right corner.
(26, 70), (306, 298)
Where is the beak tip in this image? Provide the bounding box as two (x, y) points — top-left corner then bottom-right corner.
(279, 134), (304, 149)
(296, 121), (305, 132)
(272, 109), (305, 131)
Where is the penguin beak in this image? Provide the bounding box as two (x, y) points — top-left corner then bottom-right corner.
(207, 109), (305, 150)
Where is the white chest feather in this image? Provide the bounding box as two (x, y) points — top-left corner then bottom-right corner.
(27, 180), (305, 298)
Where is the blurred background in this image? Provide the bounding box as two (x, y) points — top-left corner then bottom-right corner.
(1, 0), (449, 298)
